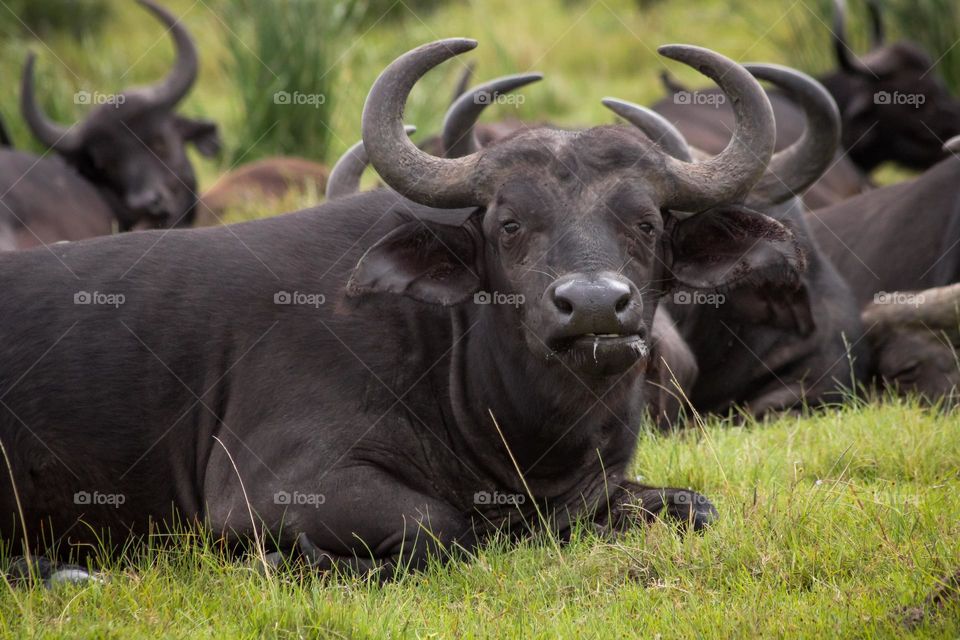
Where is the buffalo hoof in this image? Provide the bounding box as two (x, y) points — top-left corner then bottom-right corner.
(5, 556), (102, 588)
(663, 489), (718, 531)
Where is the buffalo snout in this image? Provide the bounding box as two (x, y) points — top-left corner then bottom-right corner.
(542, 272), (649, 375)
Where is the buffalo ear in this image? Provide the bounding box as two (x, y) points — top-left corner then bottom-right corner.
(669, 205), (805, 293)
(347, 217), (482, 306)
(175, 116), (221, 157)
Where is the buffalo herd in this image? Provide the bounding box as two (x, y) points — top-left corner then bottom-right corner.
(1, 0), (959, 585)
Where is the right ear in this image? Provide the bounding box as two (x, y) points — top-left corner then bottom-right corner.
(667, 205), (806, 292)
(347, 215), (483, 306)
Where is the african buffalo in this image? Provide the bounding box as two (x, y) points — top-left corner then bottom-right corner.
(859, 283), (960, 402)
(605, 65), (868, 416)
(823, 0), (960, 172)
(808, 152), (960, 306)
(195, 157), (331, 227)
(0, 0), (219, 250)
(1, 40), (802, 582)
(806, 137), (960, 401)
(652, 0), (960, 207)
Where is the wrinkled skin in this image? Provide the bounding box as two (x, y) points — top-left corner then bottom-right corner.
(0, 125), (800, 578)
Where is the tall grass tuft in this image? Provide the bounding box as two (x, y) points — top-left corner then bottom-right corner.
(217, 0), (362, 165)
(0, 0), (111, 39)
(886, 0), (960, 91)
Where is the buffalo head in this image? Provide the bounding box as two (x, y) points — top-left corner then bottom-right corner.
(862, 283), (960, 403)
(20, 0), (220, 230)
(348, 39), (804, 380)
(827, 0), (960, 171)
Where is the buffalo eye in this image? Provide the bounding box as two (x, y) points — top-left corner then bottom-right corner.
(636, 221), (655, 236)
(501, 220), (521, 235)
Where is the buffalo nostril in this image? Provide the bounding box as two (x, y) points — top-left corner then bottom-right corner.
(553, 293), (574, 315)
(614, 293), (631, 314)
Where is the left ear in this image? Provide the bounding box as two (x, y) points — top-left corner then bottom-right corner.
(175, 116), (221, 157)
(347, 215), (482, 306)
(667, 205), (806, 292)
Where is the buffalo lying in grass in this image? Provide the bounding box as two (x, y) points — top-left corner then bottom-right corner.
(604, 65), (867, 417)
(651, 0), (960, 209)
(0, 40), (806, 583)
(0, 0), (219, 250)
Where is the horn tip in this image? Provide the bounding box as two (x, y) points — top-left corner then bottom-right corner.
(944, 135), (960, 154)
(438, 38), (478, 53)
(657, 44), (706, 61)
(601, 97), (630, 107)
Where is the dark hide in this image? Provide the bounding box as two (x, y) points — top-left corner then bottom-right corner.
(0, 132), (799, 574)
(807, 156), (960, 305)
(0, 151), (114, 251)
(667, 198), (870, 416)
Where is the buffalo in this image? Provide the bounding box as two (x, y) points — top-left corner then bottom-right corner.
(604, 65), (868, 416)
(0, 40), (802, 581)
(859, 283), (960, 402)
(0, 0), (219, 250)
(651, 0), (960, 209)
(195, 157), (331, 227)
(807, 137), (960, 401)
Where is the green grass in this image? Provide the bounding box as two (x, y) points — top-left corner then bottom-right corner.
(2, 402), (958, 637)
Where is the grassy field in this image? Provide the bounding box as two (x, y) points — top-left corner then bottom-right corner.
(1, 0), (959, 637)
(2, 402), (959, 637)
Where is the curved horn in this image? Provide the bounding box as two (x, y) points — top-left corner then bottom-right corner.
(656, 45), (776, 214)
(362, 39), (489, 209)
(20, 53), (83, 153)
(441, 72), (543, 158)
(601, 97), (693, 162)
(326, 125), (416, 200)
(862, 283), (960, 340)
(944, 135), (960, 154)
(137, 0), (198, 107)
(744, 64), (841, 206)
(450, 61), (475, 105)
(866, 0), (885, 48)
(832, 0), (874, 77)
